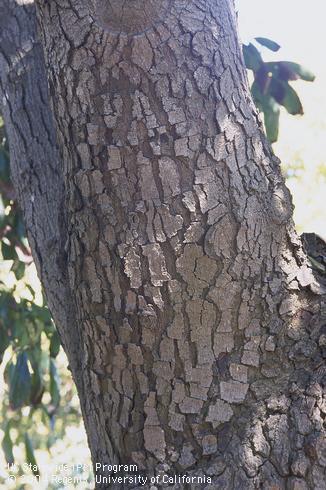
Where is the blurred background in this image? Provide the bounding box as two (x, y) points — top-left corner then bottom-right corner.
(236, 0), (326, 239)
(0, 0), (325, 488)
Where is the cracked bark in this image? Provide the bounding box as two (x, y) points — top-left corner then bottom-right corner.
(1, 0), (326, 488)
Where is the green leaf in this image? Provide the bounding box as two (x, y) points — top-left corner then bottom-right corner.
(0, 294), (10, 324)
(13, 213), (26, 241)
(49, 359), (60, 408)
(0, 325), (10, 363)
(268, 77), (286, 103)
(2, 424), (14, 465)
(9, 352), (32, 410)
(254, 66), (272, 94)
(24, 434), (39, 476)
(25, 284), (36, 300)
(30, 366), (44, 406)
(26, 344), (42, 367)
(243, 43), (263, 71)
(251, 82), (280, 143)
(49, 331), (61, 358)
(255, 37), (281, 52)
(4, 360), (14, 384)
(2, 241), (18, 260)
(0, 147), (10, 182)
(268, 78), (303, 115)
(39, 404), (50, 426)
(282, 83), (303, 115)
(11, 260), (26, 281)
(34, 305), (52, 326)
(265, 61), (315, 82)
(280, 61), (315, 82)
(263, 100), (280, 143)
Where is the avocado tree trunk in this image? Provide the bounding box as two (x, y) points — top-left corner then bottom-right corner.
(1, 0), (326, 488)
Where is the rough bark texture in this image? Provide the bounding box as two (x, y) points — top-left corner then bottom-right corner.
(0, 0), (99, 460)
(1, 0), (326, 488)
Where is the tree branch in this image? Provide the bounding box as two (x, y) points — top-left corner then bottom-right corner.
(0, 0), (84, 392)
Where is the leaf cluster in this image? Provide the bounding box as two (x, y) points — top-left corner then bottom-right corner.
(243, 37), (315, 143)
(0, 117), (64, 472)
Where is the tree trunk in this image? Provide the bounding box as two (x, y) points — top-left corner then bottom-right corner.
(2, 0), (326, 488)
(0, 0), (102, 465)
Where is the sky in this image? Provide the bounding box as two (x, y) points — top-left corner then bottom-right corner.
(236, 0), (326, 238)
(235, 0), (326, 73)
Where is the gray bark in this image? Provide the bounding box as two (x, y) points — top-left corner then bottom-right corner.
(1, 0), (325, 488)
(0, 0), (101, 461)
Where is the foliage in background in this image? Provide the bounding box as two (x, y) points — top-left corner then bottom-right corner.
(243, 37), (315, 143)
(0, 117), (80, 478)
